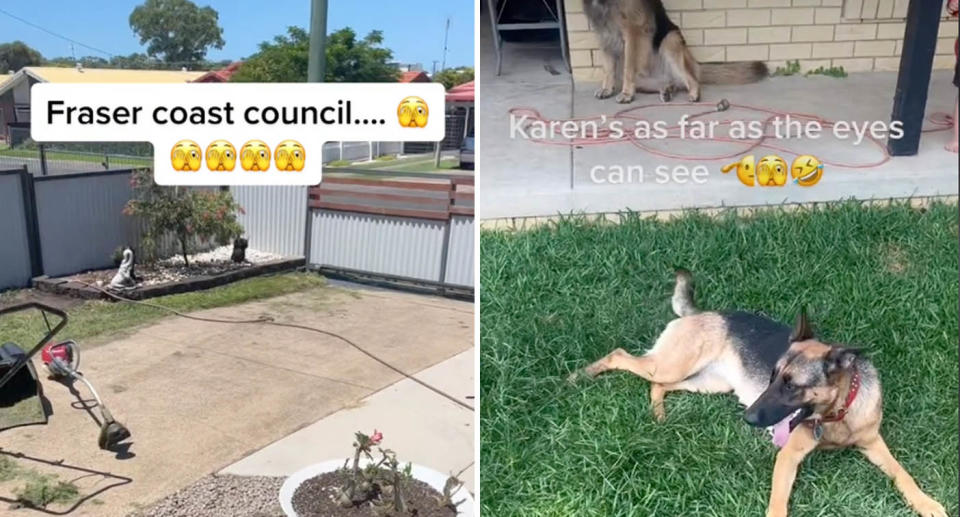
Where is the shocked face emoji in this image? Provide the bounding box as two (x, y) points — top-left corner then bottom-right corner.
(397, 96), (429, 128)
(171, 140), (202, 171)
(240, 140), (271, 171)
(274, 140), (306, 171)
(205, 140), (237, 171)
(756, 155), (788, 186)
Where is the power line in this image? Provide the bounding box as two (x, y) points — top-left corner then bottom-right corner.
(0, 6), (115, 57)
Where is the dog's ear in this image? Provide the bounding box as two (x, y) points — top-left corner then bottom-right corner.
(824, 347), (861, 373)
(790, 308), (814, 342)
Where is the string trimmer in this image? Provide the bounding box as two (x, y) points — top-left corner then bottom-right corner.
(0, 302), (131, 450)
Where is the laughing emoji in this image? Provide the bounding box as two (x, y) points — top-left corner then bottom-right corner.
(757, 155), (788, 187)
(205, 140), (237, 171)
(791, 155), (823, 187)
(397, 96), (429, 128)
(171, 140), (202, 171)
(240, 140), (271, 171)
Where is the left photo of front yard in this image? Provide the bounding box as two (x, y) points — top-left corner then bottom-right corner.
(0, 1), (476, 516)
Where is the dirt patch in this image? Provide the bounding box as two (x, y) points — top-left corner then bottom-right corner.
(880, 243), (909, 274)
(291, 469), (456, 517)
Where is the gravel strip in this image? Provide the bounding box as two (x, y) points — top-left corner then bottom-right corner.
(161, 246), (282, 267)
(128, 474), (284, 517)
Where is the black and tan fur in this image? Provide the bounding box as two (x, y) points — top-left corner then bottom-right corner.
(570, 270), (946, 517)
(583, 0), (768, 103)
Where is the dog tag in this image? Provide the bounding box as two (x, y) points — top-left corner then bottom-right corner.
(813, 422), (823, 441)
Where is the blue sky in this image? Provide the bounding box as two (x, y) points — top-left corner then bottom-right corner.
(0, 1), (474, 70)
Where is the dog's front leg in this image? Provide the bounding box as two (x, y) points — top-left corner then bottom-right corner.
(595, 50), (616, 99)
(617, 26), (651, 104)
(858, 436), (947, 517)
(766, 428), (817, 517)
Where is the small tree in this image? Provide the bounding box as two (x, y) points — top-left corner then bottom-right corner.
(123, 169), (243, 266)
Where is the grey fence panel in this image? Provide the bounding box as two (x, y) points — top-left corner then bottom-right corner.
(0, 172), (33, 289)
(231, 186), (307, 257)
(34, 172), (139, 277)
(444, 215), (475, 287)
(309, 209), (446, 282)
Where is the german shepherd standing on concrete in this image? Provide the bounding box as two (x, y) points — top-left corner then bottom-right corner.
(569, 270), (947, 517)
(584, 0), (768, 103)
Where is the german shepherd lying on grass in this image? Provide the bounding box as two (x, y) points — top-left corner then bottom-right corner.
(584, 0), (768, 103)
(569, 270), (947, 517)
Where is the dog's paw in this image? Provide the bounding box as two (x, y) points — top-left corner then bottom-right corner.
(566, 371), (583, 384)
(688, 91), (701, 102)
(912, 496), (947, 517)
(615, 92), (634, 104)
(594, 87), (615, 99)
(659, 89), (673, 103)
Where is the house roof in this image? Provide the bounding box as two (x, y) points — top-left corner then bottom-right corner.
(193, 61), (243, 83)
(399, 70), (430, 83)
(0, 66), (206, 96)
(446, 81), (474, 103)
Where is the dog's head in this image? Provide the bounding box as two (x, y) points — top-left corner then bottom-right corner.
(743, 310), (861, 429)
(233, 237), (248, 250)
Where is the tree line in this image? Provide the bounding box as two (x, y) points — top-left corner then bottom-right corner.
(1, 0), (473, 86)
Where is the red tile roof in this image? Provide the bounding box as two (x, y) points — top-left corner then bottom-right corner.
(193, 61), (243, 82)
(399, 70), (430, 83)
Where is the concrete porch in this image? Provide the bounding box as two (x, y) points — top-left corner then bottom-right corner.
(477, 18), (959, 221)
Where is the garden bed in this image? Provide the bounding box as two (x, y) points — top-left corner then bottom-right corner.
(33, 246), (305, 301)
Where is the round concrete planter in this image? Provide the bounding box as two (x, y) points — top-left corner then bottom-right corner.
(279, 459), (474, 517)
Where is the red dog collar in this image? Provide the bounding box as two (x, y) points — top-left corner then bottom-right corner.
(805, 366), (860, 431)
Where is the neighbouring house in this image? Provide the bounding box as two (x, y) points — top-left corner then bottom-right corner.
(193, 61), (243, 83)
(400, 70), (432, 83)
(0, 66), (205, 145)
(447, 81), (475, 140)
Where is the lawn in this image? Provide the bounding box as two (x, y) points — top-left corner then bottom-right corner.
(325, 154), (462, 173)
(0, 147), (152, 167)
(479, 202), (958, 517)
(0, 272), (325, 350)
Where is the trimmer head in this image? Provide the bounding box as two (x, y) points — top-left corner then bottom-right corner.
(99, 419), (132, 450)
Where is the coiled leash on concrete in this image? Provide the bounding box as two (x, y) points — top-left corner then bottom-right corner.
(509, 100), (954, 168)
(76, 281), (474, 411)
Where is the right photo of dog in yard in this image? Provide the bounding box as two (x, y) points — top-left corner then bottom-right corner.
(478, 202), (958, 517)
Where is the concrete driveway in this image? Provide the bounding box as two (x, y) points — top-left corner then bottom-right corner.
(0, 283), (473, 516)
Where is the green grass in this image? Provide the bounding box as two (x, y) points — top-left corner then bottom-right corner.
(325, 154), (462, 173)
(480, 202), (958, 517)
(0, 147), (151, 167)
(0, 272), (325, 349)
(0, 456), (79, 508)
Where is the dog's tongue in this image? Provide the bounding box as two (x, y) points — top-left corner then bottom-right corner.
(771, 417), (792, 448)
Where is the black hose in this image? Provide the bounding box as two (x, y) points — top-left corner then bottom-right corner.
(77, 282), (474, 411)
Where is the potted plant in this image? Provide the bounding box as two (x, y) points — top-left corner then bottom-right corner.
(279, 430), (473, 517)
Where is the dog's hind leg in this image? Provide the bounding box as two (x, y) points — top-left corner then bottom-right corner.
(650, 372), (733, 422)
(660, 31), (701, 102)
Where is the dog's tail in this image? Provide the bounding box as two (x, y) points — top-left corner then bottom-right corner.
(672, 269), (699, 317)
(700, 61), (768, 85)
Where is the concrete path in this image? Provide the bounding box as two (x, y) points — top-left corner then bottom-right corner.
(0, 284), (473, 516)
(221, 348), (475, 491)
(478, 15), (960, 221)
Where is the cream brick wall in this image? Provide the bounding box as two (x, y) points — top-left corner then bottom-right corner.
(565, 0), (957, 83)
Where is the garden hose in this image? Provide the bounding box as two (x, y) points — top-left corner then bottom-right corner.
(76, 281), (474, 411)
